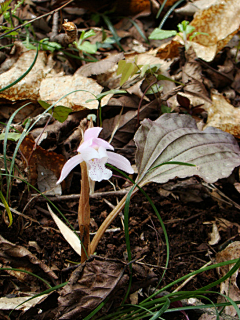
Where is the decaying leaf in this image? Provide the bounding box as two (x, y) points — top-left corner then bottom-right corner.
(55, 256), (129, 319)
(0, 235), (58, 282)
(19, 135), (67, 193)
(204, 93), (240, 138)
(182, 47), (210, 102)
(216, 241), (240, 316)
(0, 294), (47, 312)
(0, 50), (111, 111)
(156, 0), (240, 62)
(190, 0), (240, 61)
(134, 114), (240, 186)
(77, 53), (124, 77)
(39, 74), (112, 111)
(0, 50), (46, 100)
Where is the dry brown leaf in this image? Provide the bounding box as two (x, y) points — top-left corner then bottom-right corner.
(156, 40), (182, 60)
(216, 217), (240, 233)
(204, 93), (240, 138)
(0, 50), (47, 100)
(216, 241), (240, 316)
(182, 47), (210, 101)
(157, 0), (240, 62)
(190, 0), (240, 61)
(39, 74), (111, 110)
(102, 99), (159, 149)
(55, 256), (129, 319)
(0, 295), (47, 312)
(76, 53), (124, 77)
(0, 50), (111, 111)
(0, 235), (58, 282)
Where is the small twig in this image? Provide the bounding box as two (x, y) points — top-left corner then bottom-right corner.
(173, 261), (212, 293)
(202, 182), (240, 210)
(0, 202), (39, 224)
(34, 188), (130, 202)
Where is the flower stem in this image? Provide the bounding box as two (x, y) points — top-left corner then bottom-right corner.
(78, 161), (90, 263)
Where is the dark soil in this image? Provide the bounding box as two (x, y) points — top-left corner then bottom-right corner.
(1, 179), (240, 319)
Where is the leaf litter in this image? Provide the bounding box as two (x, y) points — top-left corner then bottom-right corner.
(1, 0), (240, 319)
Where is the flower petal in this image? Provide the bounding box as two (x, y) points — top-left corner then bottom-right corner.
(84, 127), (102, 141)
(93, 138), (114, 151)
(88, 158), (112, 182)
(81, 146), (102, 161)
(107, 152), (134, 174)
(56, 154), (83, 184)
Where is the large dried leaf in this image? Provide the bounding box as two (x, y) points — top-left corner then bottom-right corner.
(0, 235), (58, 281)
(157, 0), (240, 62)
(0, 50), (111, 110)
(190, 0), (240, 61)
(0, 50), (46, 100)
(39, 74), (111, 111)
(204, 93), (240, 138)
(134, 114), (240, 186)
(55, 256), (129, 319)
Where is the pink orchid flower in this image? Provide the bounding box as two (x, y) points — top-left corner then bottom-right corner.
(57, 127), (134, 183)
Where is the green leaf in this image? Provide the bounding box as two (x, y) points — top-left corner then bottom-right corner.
(149, 28), (177, 40)
(38, 101), (71, 123)
(77, 41), (97, 54)
(0, 0), (12, 15)
(117, 60), (139, 86)
(82, 29), (96, 40)
(161, 105), (171, 113)
(40, 39), (62, 52)
(0, 132), (21, 141)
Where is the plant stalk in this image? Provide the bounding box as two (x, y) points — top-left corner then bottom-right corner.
(78, 161), (90, 263)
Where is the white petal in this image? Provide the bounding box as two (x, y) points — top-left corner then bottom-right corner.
(88, 158), (112, 182)
(84, 127), (102, 140)
(77, 139), (93, 152)
(93, 138), (114, 151)
(107, 152), (134, 174)
(56, 154), (83, 184)
(81, 147), (101, 161)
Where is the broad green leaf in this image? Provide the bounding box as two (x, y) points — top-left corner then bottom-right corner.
(0, 132), (21, 141)
(149, 28), (177, 40)
(117, 60), (139, 86)
(134, 114), (240, 186)
(38, 101), (71, 123)
(77, 41), (97, 54)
